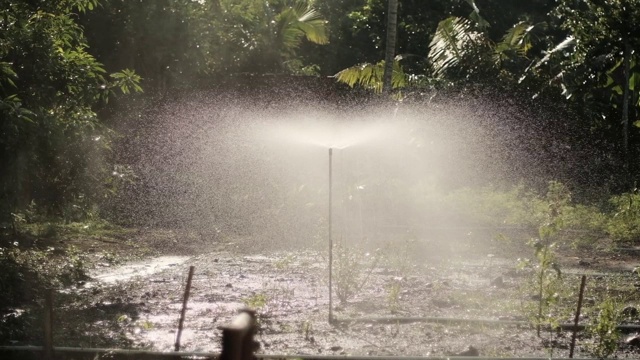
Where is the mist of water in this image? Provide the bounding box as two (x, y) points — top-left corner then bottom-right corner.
(112, 90), (583, 255)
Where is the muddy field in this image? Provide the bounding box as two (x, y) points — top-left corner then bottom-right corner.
(19, 230), (640, 358)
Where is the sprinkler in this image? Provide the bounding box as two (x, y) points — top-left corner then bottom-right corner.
(328, 147), (333, 324)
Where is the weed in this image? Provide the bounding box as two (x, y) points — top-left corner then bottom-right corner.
(300, 320), (313, 340)
(137, 320), (154, 330)
(586, 297), (621, 359)
(59, 245), (90, 286)
(0, 244), (89, 310)
(117, 314), (131, 324)
(101, 251), (121, 265)
(274, 254), (296, 270)
(386, 280), (402, 314)
(10, 212), (26, 235)
(333, 244), (380, 303)
(243, 293), (268, 310)
(382, 238), (417, 277)
(607, 190), (640, 242)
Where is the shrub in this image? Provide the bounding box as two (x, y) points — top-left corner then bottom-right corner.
(0, 244), (89, 311)
(606, 191), (640, 242)
(333, 244), (380, 303)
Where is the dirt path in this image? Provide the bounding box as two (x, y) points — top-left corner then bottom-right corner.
(63, 235), (640, 358)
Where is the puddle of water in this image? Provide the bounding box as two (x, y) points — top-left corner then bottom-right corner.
(92, 256), (190, 283)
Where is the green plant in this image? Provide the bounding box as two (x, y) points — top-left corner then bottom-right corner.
(586, 297), (621, 359)
(519, 181), (569, 337)
(274, 254), (296, 270)
(442, 184), (545, 228)
(333, 244), (380, 303)
(0, 243), (88, 311)
(382, 239), (417, 277)
(10, 212), (26, 235)
(607, 191), (640, 242)
(386, 280), (402, 314)
(300, 320), (313, 340)
(101, 251), (121, 265)
(137, 320), (154, 331)
(58, 245), (89, 286)
(243, 293), (268, 310)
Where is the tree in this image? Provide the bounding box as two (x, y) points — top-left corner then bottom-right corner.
(80, 0), (328, 81)
(553, 0), (640, 177)
(0, 0), (141, 221)
(336, 0), (541, 93)
(216, 0), (329, 73)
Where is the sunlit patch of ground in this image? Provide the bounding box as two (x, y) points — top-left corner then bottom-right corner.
(36, 230), (640, 358)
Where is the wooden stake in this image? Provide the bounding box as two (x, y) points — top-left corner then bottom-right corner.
(569, 275), (587, 358)
(174, 266), (195, 352)
(43, 288), (54, 360)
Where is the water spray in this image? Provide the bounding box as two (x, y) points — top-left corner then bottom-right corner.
(328, 147), (333, 324)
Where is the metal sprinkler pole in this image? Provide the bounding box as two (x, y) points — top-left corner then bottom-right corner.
(328, 147), (333, 324)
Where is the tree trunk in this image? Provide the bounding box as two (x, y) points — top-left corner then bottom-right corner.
(623, 39), (631, 177)
(382, 0), (398, 94)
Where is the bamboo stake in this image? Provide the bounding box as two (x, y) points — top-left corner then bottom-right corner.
(174, 266), (195, 352)
(569, 275), (587, 358)
(328, 147), (334, 324)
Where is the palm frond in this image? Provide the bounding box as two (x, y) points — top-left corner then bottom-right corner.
(276, 1), (328, 53)
(502, 22), (532, 49)
(465, 0), (490, 30)
(428, 16), (478, 77)
(296, 18), (329, 45)
(533, 35), (575, 70)
(493, 21), (534, 64)
(294, 1), (328, 45)
(335, 61), (405, 93)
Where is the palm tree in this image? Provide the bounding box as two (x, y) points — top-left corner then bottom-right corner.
(335, 0), (405, 95)
(215, 0), (328, 73)
(382, 0), (398, 94)
(271, 1), (328, 65)
(259, 0), (329, 72)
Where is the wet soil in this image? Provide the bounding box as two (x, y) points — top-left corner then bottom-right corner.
(15, 229), (640, 358)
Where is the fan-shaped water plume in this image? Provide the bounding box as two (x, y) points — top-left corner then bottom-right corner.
(111, 87), (596, 257)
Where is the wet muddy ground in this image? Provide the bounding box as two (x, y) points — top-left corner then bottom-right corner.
(31, 230), (640, 358)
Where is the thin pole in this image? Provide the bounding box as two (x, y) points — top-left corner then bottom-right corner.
(175, 266), (195, 351)
(328, 147), (333, 324)
(569, 275), (587, 358)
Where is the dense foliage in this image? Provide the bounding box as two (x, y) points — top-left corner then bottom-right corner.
(0, 0), (639, 222)
(334, 0), (640, 188)
(0, 0), (140, 223)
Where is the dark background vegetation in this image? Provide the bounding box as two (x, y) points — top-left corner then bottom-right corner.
(1, 0), (639, 226)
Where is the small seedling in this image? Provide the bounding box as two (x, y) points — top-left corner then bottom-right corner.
(243, 293), (268, 310)
(138, 320), (154, 330)
(301, 320), (313, 340)
(274, 254), (295, 270)
(520, 181), (569, 337)
(387, 280), (402, 313)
